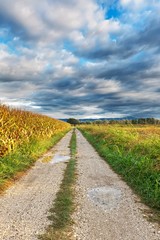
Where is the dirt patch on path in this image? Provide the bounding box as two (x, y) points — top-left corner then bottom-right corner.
(73, 130), (160, 240)
(0, 131), (72, 240)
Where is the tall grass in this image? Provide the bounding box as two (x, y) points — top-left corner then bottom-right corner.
(0, 105), (71, 190)
(79, 124), (160, 211)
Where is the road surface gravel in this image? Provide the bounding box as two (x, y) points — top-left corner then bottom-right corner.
(73, 130), (160, 240)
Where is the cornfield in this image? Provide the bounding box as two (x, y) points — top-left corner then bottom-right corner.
(0, 104), (70, 158)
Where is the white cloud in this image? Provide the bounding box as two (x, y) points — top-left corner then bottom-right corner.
(120, 0), (145, 9)
(119, 90), (160, 102)
(0, 0), (122, 49)
(0, 44), (11, 60)
(0, 0), (96, 41)
(94, 79), (121, 94)
(0, 97), (40, 111)
(0, 41), (79, 82)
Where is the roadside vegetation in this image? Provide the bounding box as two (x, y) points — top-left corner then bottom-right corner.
(0, 104), (71, 191)
(40, 129), (77, 240)
(79, 125), (160, 215)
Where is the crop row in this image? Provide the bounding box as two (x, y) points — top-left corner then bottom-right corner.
(0, 105), (70, 157)
(0, 105), (71, 189)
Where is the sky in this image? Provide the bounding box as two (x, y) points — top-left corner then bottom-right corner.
(0, 0), (160, 119)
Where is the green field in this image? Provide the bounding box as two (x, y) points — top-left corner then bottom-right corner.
(79, 124), (160, 212)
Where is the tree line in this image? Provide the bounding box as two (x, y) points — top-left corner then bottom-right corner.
(67, 118), (160, 125)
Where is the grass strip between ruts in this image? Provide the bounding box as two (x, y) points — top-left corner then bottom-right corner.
(40, 129), (77, 240)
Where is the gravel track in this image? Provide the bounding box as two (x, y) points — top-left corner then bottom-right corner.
(73, 130), (160, 240)
(1, 129), (159, 240)
(0, 131), (72, 240)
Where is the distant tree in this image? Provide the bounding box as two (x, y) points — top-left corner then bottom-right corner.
(102, 120), (109, 124)
(146, 118), (155, 124)
(132, 119), (138, 124)
(131, 118), (159, 125)
(109, 120), (118, 124)
(137, 118), (145, 124)
(85, 121), (92, 124)
(94, 120), (102, 125)
(67, 118), (80, 125)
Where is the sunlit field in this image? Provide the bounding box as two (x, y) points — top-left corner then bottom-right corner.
(79, 124), (160, 210)
(0, 105), (71, 190)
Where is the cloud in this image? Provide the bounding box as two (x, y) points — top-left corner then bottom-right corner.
(0, 0), (102, 43)
(120, 0), (145, 9)
(0, 0), (159, 119)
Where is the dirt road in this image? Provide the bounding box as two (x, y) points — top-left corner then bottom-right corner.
(0, 129), (159, 240)
(0, 131), (72, 240)
(73, 130), (160, 240)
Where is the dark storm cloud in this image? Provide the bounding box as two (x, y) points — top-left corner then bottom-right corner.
(31, 83), (159, 118)
(130, 18), (160, 49)
(98, 93), (160, 117)
(97, 60), (152, 83)
(50, 77), (84, 91)
(0, 76), (18, 83)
